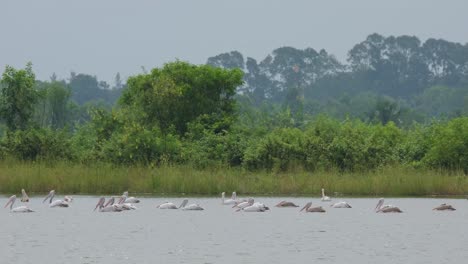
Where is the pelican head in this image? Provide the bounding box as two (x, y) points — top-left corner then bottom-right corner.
(179, 199), (188, 209)
(123, 191), (129, 197)
(21, 189), (30, 202)
(117, 195), (126, 204)
(4, 195), (17, 210)
(300, 202), (313, 212)
(104, 197), (116, 207)
(43, 190), (56, 204)
(375, 198), (385, 211)
(94, 197), (105, 211)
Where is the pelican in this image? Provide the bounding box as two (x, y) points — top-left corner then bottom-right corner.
(238, 202), (269, 212)
(221, 192), (238, 205)
(300, 202), (326, 212)
(433, 203), (456, 211)
(375, 198), (402, 213)
(330, 201), (352, 208)
(21, 189), (30, 202)
(321, 188), (331, 202)
(43, 190), (70, 208)
(275, 201), (299, 207)
(4, 195), (34, 213)
(233, 198), (254, 209)
(122, 191), (140, 203)
(94, 197), (122, 212)
(104, 196), (136, 210)
(179, 199), (204, 210)
(157, 200), (186, 209)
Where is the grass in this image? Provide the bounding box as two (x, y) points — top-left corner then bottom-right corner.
(0, 160), (467, 197)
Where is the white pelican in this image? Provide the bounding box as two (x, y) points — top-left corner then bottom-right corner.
(179, 199), (204, 210)
(300, 202), (326, 213)
(433, 204), (456, 211)
(4, 195), (34, 213)
(43, 190), (70, 208)
(94, 197), (122, 212)
(375, 198), (402, 213)
(233, 198), (254, 209)
(321, 188), (331, 202)
(275, 201), (299, 207)
(330, 201), (352, 208)
(21, 189), (30, 202)
(156, 200), (186, 209)
(104, 196), (136, 210)
(122, 191), (140, 203)
(221, 192), (239, 205)
(238, 202), (269, 212)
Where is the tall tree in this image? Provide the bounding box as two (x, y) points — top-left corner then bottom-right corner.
(0, 63), (38, 130)
(120, 61), (244, 135)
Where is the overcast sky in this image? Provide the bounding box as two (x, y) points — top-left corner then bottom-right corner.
(1, 0), (468, 84)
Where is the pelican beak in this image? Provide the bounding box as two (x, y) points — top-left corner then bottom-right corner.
(104, 197), (114, 207)
(4, 195), (14, 209)
(179, 199), (188, 209)
(43, 190), (55, 204)
(94, 197), (105, 211)
(300, 202), (311, 212)
(117, 196), (125, 204)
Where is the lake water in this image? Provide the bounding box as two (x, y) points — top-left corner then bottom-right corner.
(1, 196), (467, 264)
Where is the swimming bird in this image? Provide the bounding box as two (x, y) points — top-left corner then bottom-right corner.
(104, 196), (137, 210)
(43, 190), (70, 208)
(180, 199), (204, 210)
(375, 198), (402, 213)
(433, 203), (456, 211)
(275, 201), (299, 207)
(221, 192), (238, 205)
(238, 202), (269, 212)
(157, 200), (187, 209)
(300, 202), (326, 213)
(94, 197), (122, 212)
(233, 198), (254, 209)
(321, 188), (331, 202)
(330, 201), (352, 208)
(21, 189), (30, 202)
(122, 191), (140, 203)
(4, 195), (34, 213)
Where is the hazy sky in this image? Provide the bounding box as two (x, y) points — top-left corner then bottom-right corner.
(1, 0), (468, 84)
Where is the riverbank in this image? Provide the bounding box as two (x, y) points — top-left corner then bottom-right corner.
(0, 161), (466, 196)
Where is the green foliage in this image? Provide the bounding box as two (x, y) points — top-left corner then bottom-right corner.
(121, 61), (244, 135)
(423, 117), (468, 172)
(101, 123), (182, 165)
(0, 63), (38, 130)
(244, 127), (306, 171)
(1, 128), (72, 161)
(35, 80), (73, 129)
(183, 123), (249, 169)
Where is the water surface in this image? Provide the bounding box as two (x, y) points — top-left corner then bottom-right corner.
(1, 196), (466, 264)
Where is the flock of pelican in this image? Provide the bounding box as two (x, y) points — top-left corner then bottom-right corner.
(2, 188), (459, 213)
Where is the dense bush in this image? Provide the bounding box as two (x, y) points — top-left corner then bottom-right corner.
(1, 128), (72, 161)
(423, 117), (468, 172)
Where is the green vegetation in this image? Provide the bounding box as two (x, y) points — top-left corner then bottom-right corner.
(0, 162), (465, 196)
(1, 33), (468, 196)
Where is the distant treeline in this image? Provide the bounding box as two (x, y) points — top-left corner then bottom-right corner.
(0, 54), (467, 174)
(208, 33), (468, 126)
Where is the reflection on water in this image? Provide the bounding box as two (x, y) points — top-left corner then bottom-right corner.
(0, 196), (467, 264)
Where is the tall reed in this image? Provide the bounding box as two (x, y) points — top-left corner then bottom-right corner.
(0, 160), (466, 197)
